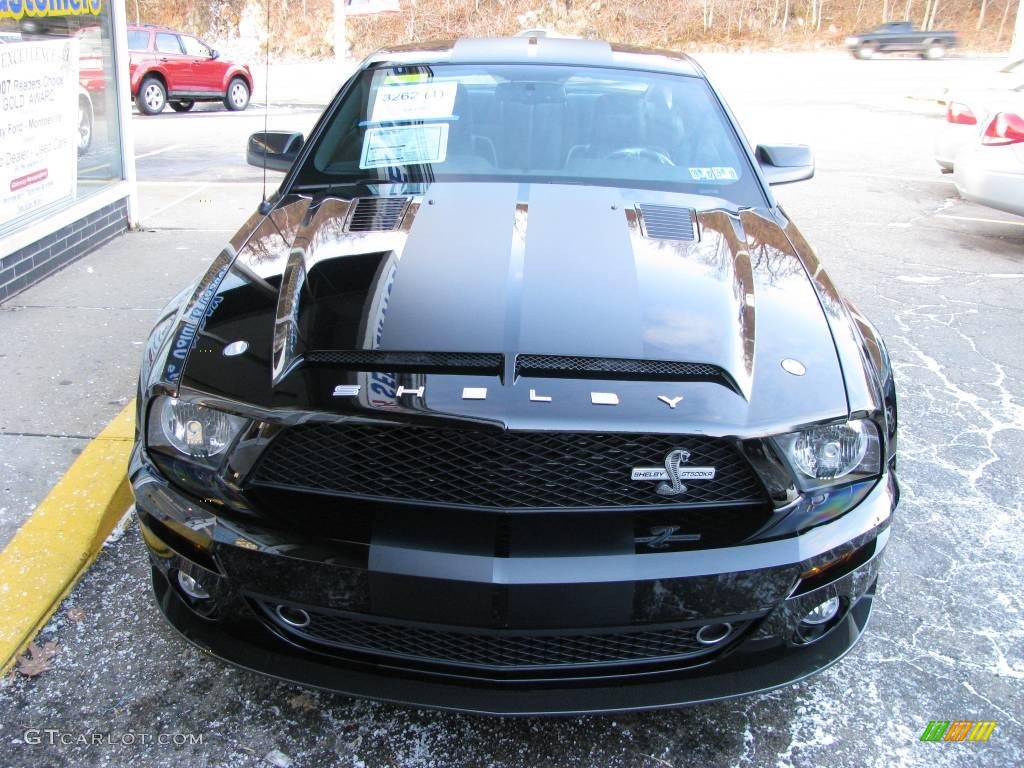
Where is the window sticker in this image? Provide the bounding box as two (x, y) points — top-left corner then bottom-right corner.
(689, 167), (738, 182)
(359, 124), (450, 169)
(382, 72), (430, 85)
(370, 81), (458, 123)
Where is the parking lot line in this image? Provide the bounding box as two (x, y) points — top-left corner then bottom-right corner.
(142, 182), (211, 223)
(825, 170), (956, 184)
(136, 144), (186, 160)
(936, 214), (1024, 227)
(0, 403), (135, 673)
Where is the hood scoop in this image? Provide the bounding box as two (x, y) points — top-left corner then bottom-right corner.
(345, 197), (411, 232)
(515, 354), (736, 390)
(635, 203), (698, 241)
(303, 350), (503, 375)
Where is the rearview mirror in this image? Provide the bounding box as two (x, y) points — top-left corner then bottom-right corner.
(209, 49), (220, 59)
(755, 144), (814, 185)
(247, 131), (304, 173)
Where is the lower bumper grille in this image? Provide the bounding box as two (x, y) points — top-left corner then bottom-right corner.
(255, 599), (751, 672)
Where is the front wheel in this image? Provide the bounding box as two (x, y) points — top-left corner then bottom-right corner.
(922, 43), (946, 60)
(169, 99), (195, 112)
(137, 76), (167, 115)
(224, 78), (250, 111)
(855, 44), (876, 60)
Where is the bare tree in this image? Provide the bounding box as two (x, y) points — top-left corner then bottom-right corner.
(1013, 0), (1024, 55)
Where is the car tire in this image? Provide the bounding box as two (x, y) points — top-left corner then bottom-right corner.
(138, 76), (167, 115)
(224, 78), (250, 111)
(169, 99), (195, 112)
(855, 44), (876, 60)
(922, 43), (946, 60)
(77, 96), (93, 155)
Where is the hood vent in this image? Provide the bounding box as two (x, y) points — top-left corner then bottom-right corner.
(304, 350), (503, 375)
(635, 203), (698, 241)
(515, 354), (735, 389)
(345, 197), (411, 232)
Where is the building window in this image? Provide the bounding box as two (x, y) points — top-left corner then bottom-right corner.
(0, 6), (126, 236)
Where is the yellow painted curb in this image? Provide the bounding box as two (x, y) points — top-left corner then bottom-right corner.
(0, 401), (136, 674)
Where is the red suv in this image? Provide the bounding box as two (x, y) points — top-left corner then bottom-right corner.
(128, 25), (253, 115)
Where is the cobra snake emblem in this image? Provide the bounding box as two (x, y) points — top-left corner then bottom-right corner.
(656, 449), (691, 496)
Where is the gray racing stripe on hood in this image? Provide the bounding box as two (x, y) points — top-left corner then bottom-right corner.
(519, 185), (643, 357)
(378, 184), (520, 352)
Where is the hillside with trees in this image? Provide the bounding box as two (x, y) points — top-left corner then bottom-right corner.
(129, 0), (1022, 61)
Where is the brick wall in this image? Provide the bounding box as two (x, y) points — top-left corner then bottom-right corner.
(0, 198), (130, 304)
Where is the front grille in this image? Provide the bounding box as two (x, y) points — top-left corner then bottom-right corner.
(250, 426), (767, 510)
(255, 600), (749, 671)
(515, 354), (730, 385)
(303, 350), (503, 375)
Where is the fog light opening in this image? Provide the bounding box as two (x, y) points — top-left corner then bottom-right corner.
(176, 570), (210, 600)
(793, 595), (846, 645)
(696, 622), (733, 646)
(275, 604), (311, 628)
(802, 596), (840, 626)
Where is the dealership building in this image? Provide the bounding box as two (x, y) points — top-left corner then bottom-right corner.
(0, 0), (137, 302)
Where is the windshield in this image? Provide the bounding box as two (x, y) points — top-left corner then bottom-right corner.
(296, 63), (764, 206)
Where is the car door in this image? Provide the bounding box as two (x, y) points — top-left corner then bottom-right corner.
(153, 31), (190, 93)
(892, 23), (918, 51)
(179, 35), (227, 93)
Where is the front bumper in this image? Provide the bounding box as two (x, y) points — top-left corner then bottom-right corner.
(132, 461), (895, 715)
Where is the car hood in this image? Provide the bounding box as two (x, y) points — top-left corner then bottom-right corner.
(174, 182), (851, 435)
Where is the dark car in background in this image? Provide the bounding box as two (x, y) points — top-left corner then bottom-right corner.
(845, 21), (959, 59)
(131, 37), (899, 714)
(126, 24), (253, 114)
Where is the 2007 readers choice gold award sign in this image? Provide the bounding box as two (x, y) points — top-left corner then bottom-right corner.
(0, 38), (79, 229)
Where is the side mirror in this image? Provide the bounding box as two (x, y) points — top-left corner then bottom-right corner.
(209, 49), (220, 59)
(755, 144), (814, 185)
(247, 131), (304, 172)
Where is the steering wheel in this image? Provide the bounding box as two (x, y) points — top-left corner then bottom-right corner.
(604, 147), (675, 166)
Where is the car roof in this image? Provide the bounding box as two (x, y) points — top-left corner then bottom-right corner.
(128, 24), (180, 33)
(363, 37), (704, 78)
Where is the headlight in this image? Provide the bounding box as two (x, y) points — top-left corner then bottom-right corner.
(845, 36), (859, 45)
(775, 419), (881, 489)
(148, 396), (248, 462)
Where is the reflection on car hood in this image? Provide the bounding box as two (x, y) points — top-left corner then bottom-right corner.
(177, 182), (851, 434)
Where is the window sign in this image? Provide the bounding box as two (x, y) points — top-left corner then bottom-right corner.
(0, 38), (79, 228)
(0, 0), (103, 20)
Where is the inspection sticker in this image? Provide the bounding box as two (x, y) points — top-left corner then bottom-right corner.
(370, 81), (458, 122)
(689, 166), (738, 181)
(360, 124), (450, 169)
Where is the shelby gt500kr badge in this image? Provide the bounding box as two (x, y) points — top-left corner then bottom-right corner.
(632, 450), (717, 496)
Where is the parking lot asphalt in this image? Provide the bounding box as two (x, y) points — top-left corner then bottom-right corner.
(1, 51), (1022, 767)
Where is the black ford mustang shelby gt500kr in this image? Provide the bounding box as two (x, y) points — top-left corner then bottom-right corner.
(131, 38), (898, 715)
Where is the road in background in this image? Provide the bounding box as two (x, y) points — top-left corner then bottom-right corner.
(1, 51), (1021, 768)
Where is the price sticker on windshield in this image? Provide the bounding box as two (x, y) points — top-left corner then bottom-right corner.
(370, 82), (458, 122)
(360, 124), (450, 169)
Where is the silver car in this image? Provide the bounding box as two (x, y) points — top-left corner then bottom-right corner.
(953, 95), (1024, 217)
(933, 58), (1024, 172)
